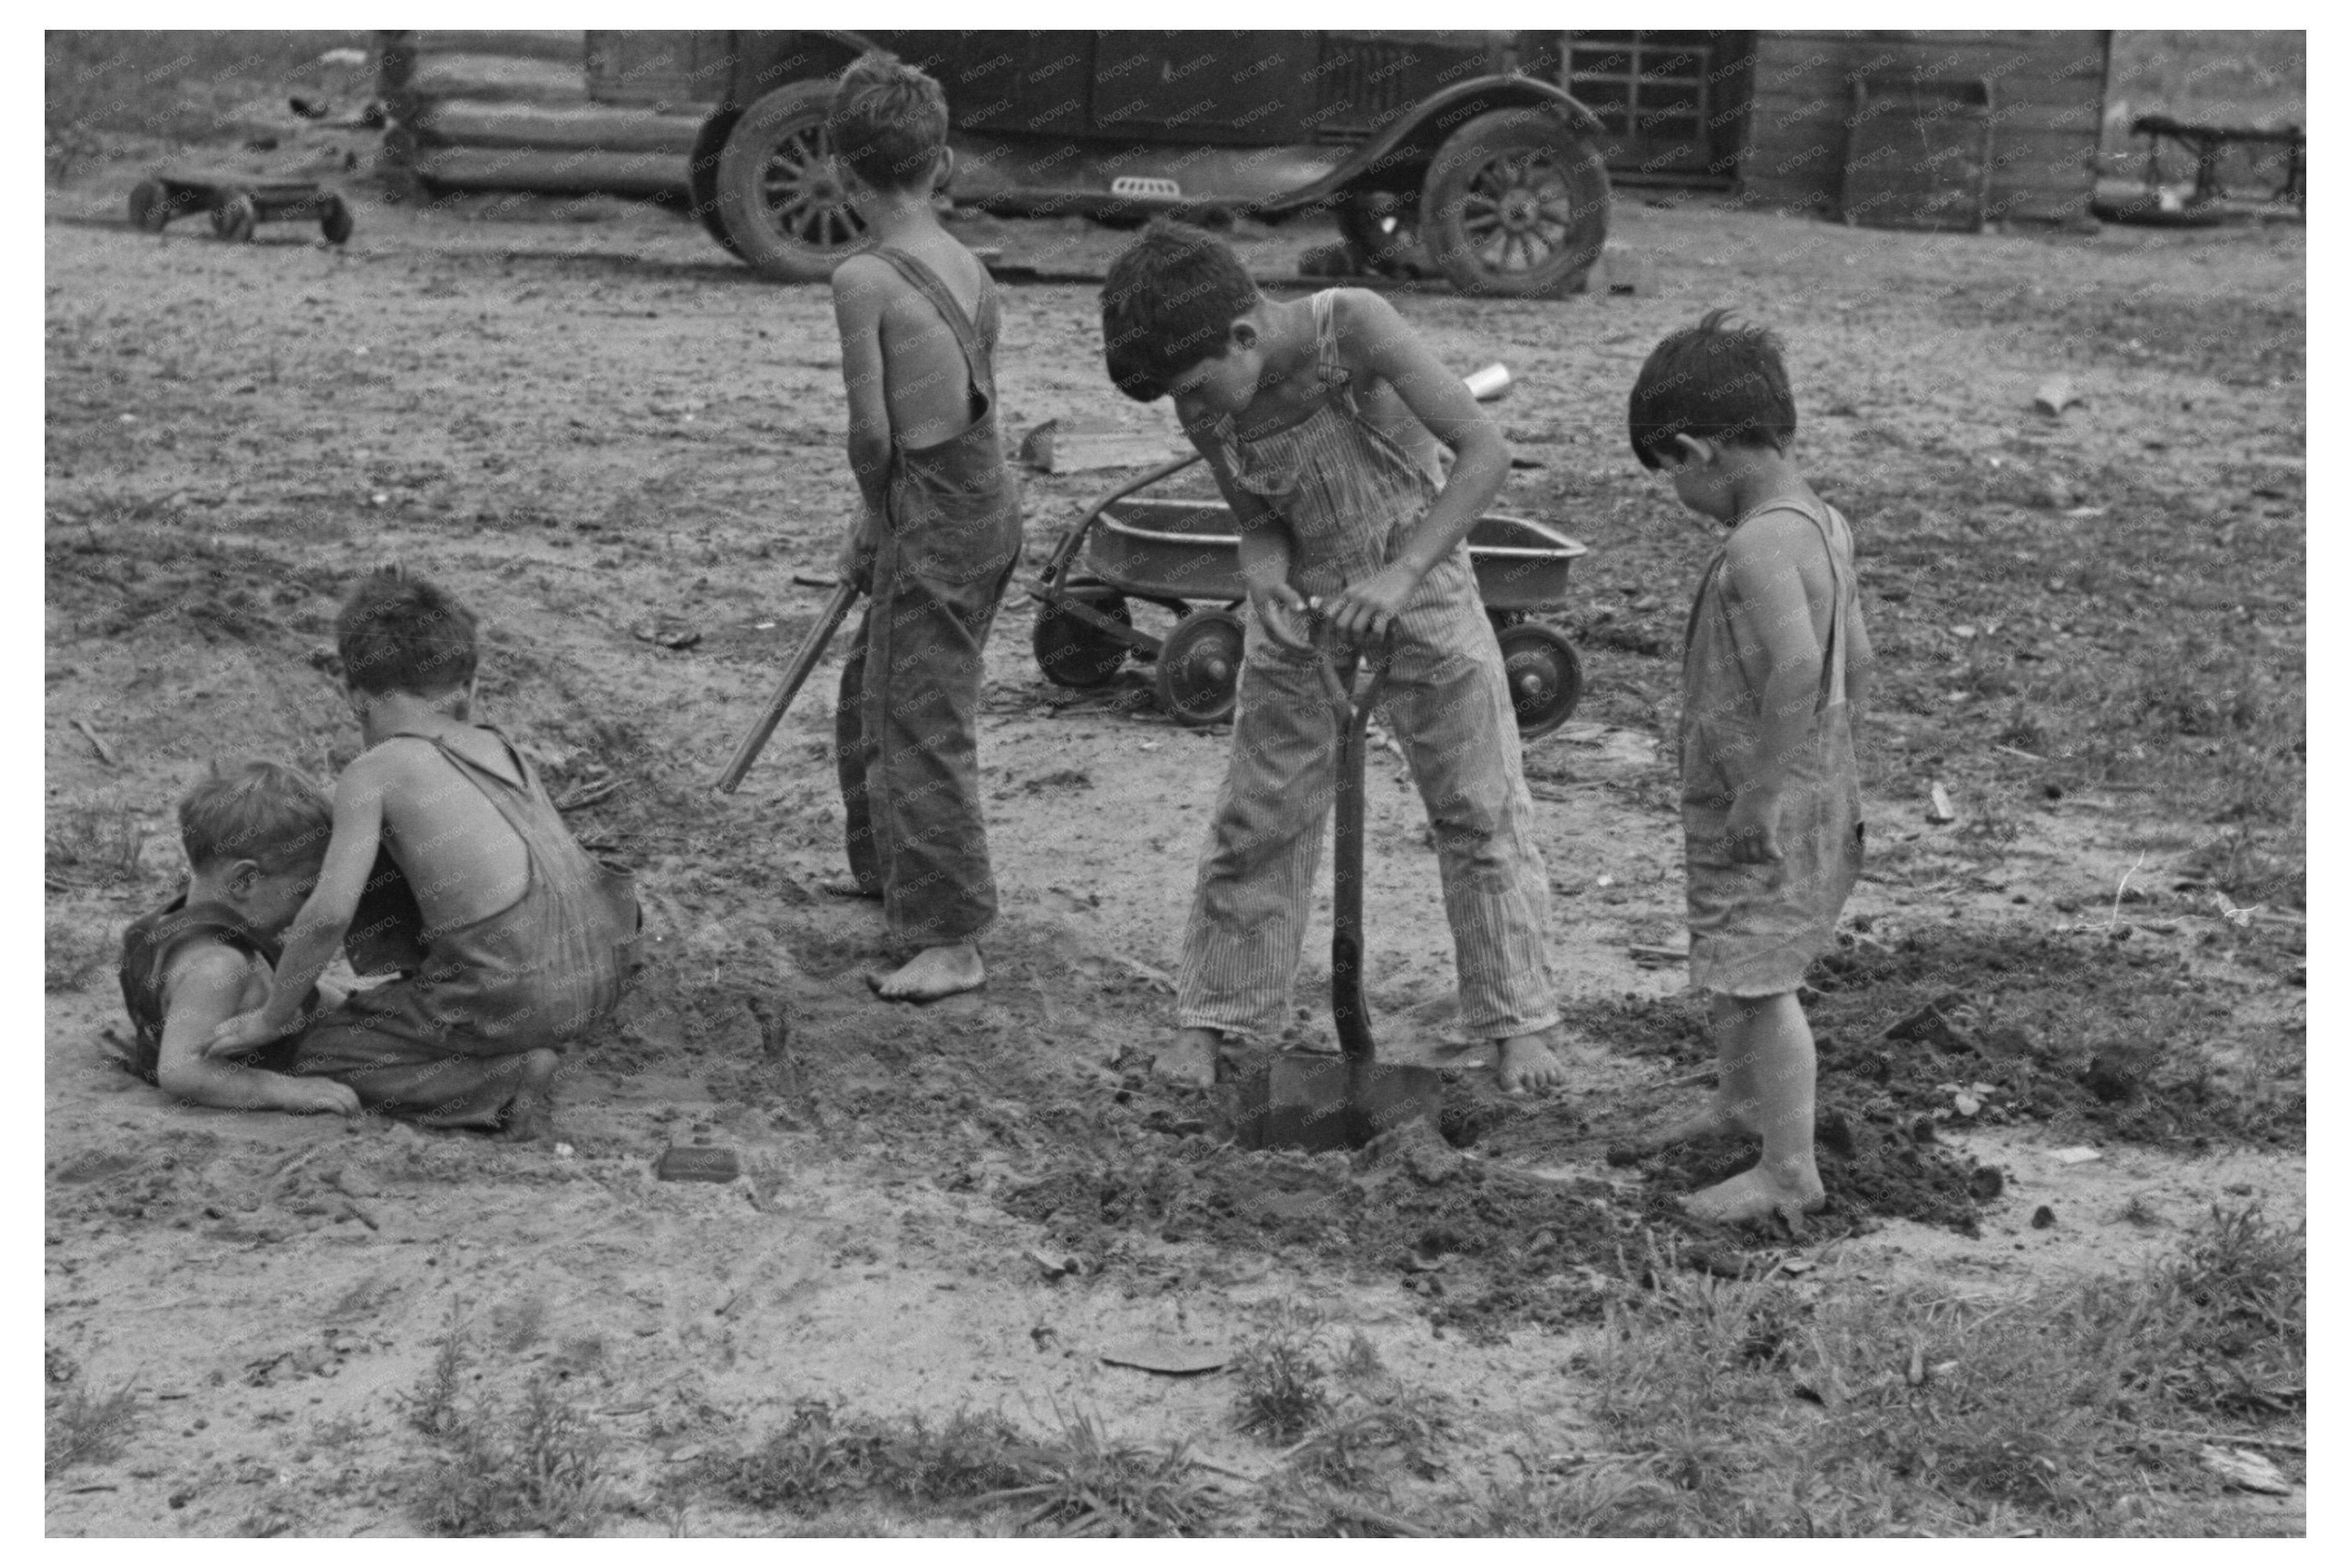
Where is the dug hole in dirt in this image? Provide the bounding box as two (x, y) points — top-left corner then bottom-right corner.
(44, 161), (2302, 1536)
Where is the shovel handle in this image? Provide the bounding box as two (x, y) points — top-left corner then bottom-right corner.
(1324, 634), (1395, 1065)
(712, 582), (860, 793)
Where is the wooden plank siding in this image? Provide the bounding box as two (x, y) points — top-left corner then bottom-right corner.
(1739, 30), (2110, 221)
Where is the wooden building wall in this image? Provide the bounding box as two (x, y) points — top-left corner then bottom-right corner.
(1740, 31), (2111, 222)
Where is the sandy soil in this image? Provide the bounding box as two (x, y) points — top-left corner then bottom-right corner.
(43, 169), (2303, 1536)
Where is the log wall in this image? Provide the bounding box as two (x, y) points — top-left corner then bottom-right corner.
(1740, 30), (2110, 222)
(376, 30), (695, 198)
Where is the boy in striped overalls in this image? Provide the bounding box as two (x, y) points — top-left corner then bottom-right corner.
(1102, 222), (1565, 1094)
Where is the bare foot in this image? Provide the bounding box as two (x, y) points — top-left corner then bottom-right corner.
(1153, 1027), (1225, 1089)
(1680, 1161), (1826, 1230)
(1496, 1033), (1568, 1094)
(870, 942), (984, 1003)
(821, 877), (883, 900)
(1619, 1094), (1757, 1157)
(502, 1048), (561, 1143)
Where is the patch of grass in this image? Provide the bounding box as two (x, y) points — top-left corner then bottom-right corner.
(714, 1399), (1028, 1518)
(402, 1298), (617, 1534)
(713, 1401), (1214, 1536)
(1546, 1207), (2305, 1534)
(45, 916), (108, 993)
(45, 1354), (140, 1479)
(1231, 1304), (1334, 1444)
(418, 1372), (615, 1538)
(45, 806), (147, 888)
(989, 1409), (1219, 1538)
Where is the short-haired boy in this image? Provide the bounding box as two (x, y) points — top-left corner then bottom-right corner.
(205, 572), (640, 1140)
(1103, 221), (1567, 1093)
(116, 763), (360, 1116)
(822, 52), (1024, 1002)
(1626, 309), (1874, 1227)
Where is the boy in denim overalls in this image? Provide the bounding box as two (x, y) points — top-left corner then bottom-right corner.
(1103, 222), (1565, 1094)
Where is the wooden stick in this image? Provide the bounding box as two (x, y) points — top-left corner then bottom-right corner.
(714, 583), (860, 793)
(71, 717), (118, 768)
(2099, 1417), (2303, 1452)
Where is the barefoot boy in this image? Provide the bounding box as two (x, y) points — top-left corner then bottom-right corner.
(1102, 221), (1565, 1094)
(116, 763), (361, 1117)
(1626, 310), (1873, 1227)
(823, 51), (1024, 1003)
(205, 572), (639, 1138)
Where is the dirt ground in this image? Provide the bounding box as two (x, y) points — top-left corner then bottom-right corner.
(42, 165), (2304, 1536)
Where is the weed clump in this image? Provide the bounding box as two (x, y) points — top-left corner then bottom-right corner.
(1546, 1205), (2306, 1535)
(1231, 1305), (1333, 1443)
(400, 1305), (616, 1537)
(45, 1351), (138, 1479)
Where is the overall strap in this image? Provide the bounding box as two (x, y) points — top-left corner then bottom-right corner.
(1307, 289), (1359, 414)
(387, 726), (550, 817)
(1740, 499), (1850, 711)
(869, 245), (993, 401)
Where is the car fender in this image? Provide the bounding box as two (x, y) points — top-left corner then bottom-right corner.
(1260, 74), (1606, 214)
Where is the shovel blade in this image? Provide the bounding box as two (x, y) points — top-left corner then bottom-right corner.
(1230, 1054), (1444, 1152)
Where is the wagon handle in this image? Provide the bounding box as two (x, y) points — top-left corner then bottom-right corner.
(1029, 451), (1203, 596)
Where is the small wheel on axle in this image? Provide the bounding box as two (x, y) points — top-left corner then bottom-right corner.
(209, 192), (259, 243)
(129, 180), (171, 233)
(1152, 608), (1245, 725)
(1032, 590), (1132, 688)
(319, 194), (354, 245)
(1495, 621), (1584, 739)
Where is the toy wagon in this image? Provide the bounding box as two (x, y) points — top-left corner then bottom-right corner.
(128, 169), (354, 245)
(1029, 455), (1590, 736)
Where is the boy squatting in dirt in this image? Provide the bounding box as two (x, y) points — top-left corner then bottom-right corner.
(116, 763), (363, 1118)
(203, 572), (641, 1140)
(1621, 310), (1875, 1227)
(1102, 221), (1569, 1095)
(822, 52), (1025, 1003)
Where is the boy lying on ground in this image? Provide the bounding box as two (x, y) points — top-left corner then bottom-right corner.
(205, 571), (640, 1140)
(116, 761), (360, 1117)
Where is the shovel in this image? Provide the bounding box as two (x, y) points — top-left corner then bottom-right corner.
(1232, 633), (1444, 1152)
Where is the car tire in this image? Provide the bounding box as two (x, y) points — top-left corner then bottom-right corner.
(715, 81), (868, 281)
(1420, 109), (1608, 299)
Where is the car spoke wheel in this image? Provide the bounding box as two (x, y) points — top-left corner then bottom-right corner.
(1495, 621), (1583, 739)
(1152, 608), (1245, 725)
(1033, 590), (1133, 689)
(716, 82), (871, 281)
(1422, 109), (1608, 298)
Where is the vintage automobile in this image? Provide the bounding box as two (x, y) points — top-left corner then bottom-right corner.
(589, 30), (1612, 296)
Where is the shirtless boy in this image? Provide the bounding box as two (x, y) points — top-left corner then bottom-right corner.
(1625, 310), (1873, 1227)
(117, 762), (360, 1117)
(206, 572), (639, 1139)
(822, 52), (1024, 1002)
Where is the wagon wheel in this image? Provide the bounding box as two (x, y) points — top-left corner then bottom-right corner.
(1421, 110), (1608, 299)
(1152, 608), (1245, 726)
(129, 180), (171, 234)
(318, 194), (354, 245)
(1495, 622), (1583, 739)
(209, 192), (259, 243)
(714, 81), (870, 282)
(1033, 590), (1132, 689)
(1336, 191), (1427, 278)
